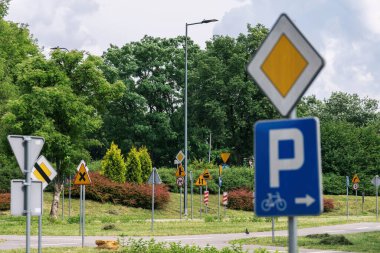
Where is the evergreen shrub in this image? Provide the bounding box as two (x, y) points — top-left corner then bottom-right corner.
(72, 172), (170, 209)
(125, 147), (142, 184)
(138, 146), (152, 183)
(101, 142), (126, 183)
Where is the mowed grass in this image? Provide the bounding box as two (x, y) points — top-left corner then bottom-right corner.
(233, 231), (380, 253)
(0, 192), (378, 236)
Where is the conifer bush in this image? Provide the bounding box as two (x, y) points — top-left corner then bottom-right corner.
(101, 142), (126, 183)
(125, 147), (142, 184)
(138, 146), (153, 183)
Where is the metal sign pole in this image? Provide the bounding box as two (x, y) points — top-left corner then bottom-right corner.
(288, 109), (298, 253)
(376, 175), (379, 221)
(24, 137), (31, 253)
(218, 181), (221, 221)
(69, 174), (71, 217)
(151, 169), (155, 232)
(200, 186), (202, 218)
(272, 217), (275, 242)
(190, 171), (193, 220)
(356, 189), (358, 216)
(62, 182), (64, 220)
(180, 186), (182, 220)
(82, 185), (85, 248)
(79, 185), (82, 236)
(346, 176), (349, 220)
(38, 214), (42, 253)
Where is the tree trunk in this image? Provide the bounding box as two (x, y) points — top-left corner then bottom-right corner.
(50, 159), (63, 219)
(49, 180), (63, 219)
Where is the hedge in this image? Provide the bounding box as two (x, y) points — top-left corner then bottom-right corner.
(0, 193), (10, 211)
(71, 172), (170, 209)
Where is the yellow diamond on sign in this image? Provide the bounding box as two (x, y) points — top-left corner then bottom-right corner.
(246, 14), (324, 116)
(261, 35), (308, 97)
(176, 151), (185, 163)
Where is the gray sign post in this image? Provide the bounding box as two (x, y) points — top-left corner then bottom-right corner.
(8, 135), (44, 253)
(371, 175), (380, 221)
(147, 167), (161, 232)
(346, 176), (349, 219)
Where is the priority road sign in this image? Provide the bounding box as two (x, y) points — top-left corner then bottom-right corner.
(8, 135), (45, 173)
(176, 151), (185, 163)
(74, 161), (91, 185)
(31, 155), (57, 189)
(247, 14), (324, 116)
(255, 117), (322, 216)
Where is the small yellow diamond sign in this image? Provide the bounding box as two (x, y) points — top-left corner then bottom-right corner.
(176, 151), (185, 163)
(247, 13), (324, 116)
(261, 34), (308, 97)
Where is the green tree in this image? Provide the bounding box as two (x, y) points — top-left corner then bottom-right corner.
(125, 147), (142, 183)
(138, 146), (152, 182)
(101, 142), (126, 183)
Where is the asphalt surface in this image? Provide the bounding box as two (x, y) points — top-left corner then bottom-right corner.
(0, 222), (379, 252)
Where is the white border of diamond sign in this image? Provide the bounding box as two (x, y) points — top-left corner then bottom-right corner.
(247, 13), (324, 116)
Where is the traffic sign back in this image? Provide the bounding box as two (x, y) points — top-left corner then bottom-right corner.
(74, 162), (91, 185)
(147, 167), (162, 184)
(247, 14), (324, 116)
(8, 135), (45, 173)
(255, 118), (322, 216)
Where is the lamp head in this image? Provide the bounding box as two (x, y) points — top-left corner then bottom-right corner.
(201, 19), (218, 24)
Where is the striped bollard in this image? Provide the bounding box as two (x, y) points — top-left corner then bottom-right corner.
(223, 192), (228, 217)
(204, 191), (209, 214)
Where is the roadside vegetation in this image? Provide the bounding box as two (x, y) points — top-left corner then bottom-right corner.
(233, 231), (380, 253)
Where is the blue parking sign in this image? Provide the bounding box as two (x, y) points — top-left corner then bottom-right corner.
(254, 118), (322, 216)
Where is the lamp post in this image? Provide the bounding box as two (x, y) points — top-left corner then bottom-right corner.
(51, 46), (69, 52)
(184, 19), (218, 215)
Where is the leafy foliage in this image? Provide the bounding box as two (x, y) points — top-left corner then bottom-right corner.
(101, 142), (126, 183)
(125, 147), (142, 184)
(227, 188), (254, 211)
(0, 192), (10, 210)
(71, 172), (170, 209)
(323, 198), (335, 212)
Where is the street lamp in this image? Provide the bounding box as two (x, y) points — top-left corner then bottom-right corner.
(184, 18), (218, 215)
(50, 46), (69, 52)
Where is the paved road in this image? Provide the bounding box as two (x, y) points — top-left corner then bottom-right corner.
(0, 222), (379, 252)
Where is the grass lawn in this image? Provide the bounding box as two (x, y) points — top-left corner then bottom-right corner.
(0, 192), (377, 236)
(232, 231), (380, 253)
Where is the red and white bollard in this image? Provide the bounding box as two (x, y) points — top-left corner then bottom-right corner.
(204, 191), (209, 214)
(223, 192), (228, 217)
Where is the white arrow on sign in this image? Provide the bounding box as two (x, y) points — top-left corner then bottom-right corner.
(295, 194), (315, 207)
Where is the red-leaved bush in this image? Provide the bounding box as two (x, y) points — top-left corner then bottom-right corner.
(71, 172), (170, 209)
(227, 188), (254, 211)
(323, 198), (335, 212)
(0, 193), (10, 211)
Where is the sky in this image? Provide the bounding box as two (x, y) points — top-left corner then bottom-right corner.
(6, 0), (380, 101)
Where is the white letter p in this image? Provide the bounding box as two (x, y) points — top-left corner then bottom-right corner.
(269, 128), (304, 188)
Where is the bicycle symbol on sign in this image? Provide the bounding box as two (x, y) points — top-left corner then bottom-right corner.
(261, 192), (287, 211)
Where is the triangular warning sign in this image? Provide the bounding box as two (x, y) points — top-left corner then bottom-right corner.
(220, 152), (230, 163)
(74, 162), (91, 185)
(352, 174), (360, 183)
(175, 164), (186, 177)
(203, 169), (212, 180)
(195, 174), (207, 186)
